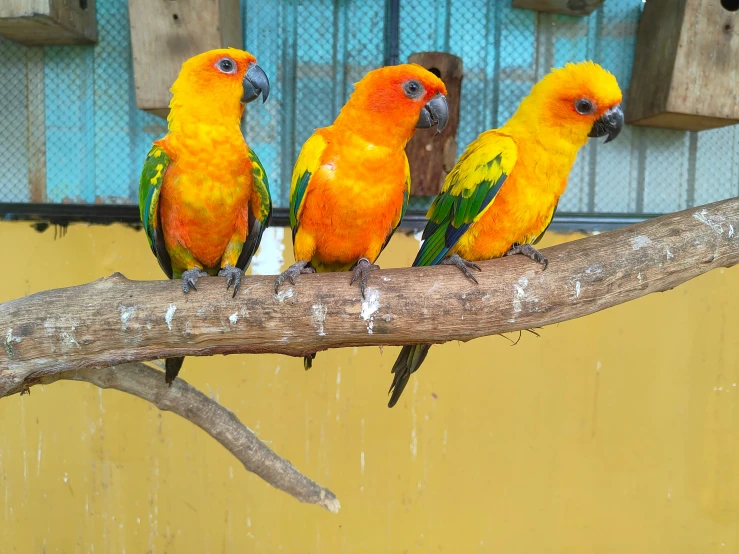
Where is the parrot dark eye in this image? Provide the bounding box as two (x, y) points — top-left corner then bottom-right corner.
(403, 80), (424, 99)
(575, 98), (595, 115)
(216, 57), (237, 74)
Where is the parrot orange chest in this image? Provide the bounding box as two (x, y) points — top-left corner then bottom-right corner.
(158, 125), (253, 271)
(300, 130), (408, 266)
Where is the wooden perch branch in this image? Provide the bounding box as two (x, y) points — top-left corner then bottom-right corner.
(25, 362), (340, 513)
(1, 198), (738, 511)
(2, 199), (738, 393)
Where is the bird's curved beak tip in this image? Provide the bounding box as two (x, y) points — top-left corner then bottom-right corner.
(416, 93), (449, 135)
(242, 63), (270, 104)
(589, 104), (624, 144)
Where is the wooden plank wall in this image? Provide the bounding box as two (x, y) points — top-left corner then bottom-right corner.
(0, 0), (737, 214)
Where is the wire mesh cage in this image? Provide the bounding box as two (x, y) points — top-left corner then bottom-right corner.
(1, 0), (738, 217)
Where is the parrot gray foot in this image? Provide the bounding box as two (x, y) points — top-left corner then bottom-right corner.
(181, 268), (209, 293)
(441, 253), (482, 283)
(350, 257), (380, 299)
(218, 265), (243, 298)
(505, 244), (549, 270)
(274, 261), (315, 293)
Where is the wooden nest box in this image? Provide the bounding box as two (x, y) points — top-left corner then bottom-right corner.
(626, 0), (739, 131)
(0, 0), (97, 45)
(128, 0), (243, 118)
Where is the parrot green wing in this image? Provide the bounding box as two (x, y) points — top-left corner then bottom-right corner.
(414, 132), (518, 267)
(289, 132), (328, 242)
(235, 148), (273, 271)
(139, 144), (173, 278)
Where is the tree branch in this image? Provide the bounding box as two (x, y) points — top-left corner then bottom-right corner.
(2, 198), (738, 510)
(2, 199), (738, 395)
(11, 361), (340, 513)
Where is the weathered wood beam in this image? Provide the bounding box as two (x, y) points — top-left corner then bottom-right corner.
(2, 198), (738, 399)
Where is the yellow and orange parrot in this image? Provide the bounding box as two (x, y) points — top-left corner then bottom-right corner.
(138, 48), (272, 384)
(274, 64), (448, 369)
(388, 61), (623, 407)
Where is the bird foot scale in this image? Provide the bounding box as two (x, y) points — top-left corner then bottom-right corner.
(350, 257), (379, 299)
(505, 244), (549, 270)
(218, 265), (244, 297)
(441, 253), (482, 283)
(274, 261), (315, 294)
(181, 268), (209, 293)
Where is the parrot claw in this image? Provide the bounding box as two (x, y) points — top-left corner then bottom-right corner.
(274, 261), (315, 294)
(350, 257), (380, 299)
(218, 265), (244, 298)
(181, 268), (209, 293)
(441, 254), (482, 284)
(505, 244), (549, 270)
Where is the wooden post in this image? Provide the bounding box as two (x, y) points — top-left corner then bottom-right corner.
(405, 52), (463, 197)
(128, 0), (243, 118)
(626, 0), (739, 131)
(512, 0), (605, 16)
(0, 0), (97, 45)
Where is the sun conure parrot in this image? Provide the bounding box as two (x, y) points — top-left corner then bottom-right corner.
(138, 48), (272, 384)
(387, 61), (624, 407)
(273, 64), (449, 369)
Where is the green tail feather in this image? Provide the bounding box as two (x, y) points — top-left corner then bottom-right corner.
(165, 356), (185, 385)
(387, 344), (432, 407)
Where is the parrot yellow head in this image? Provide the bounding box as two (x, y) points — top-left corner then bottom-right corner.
(507, 61), (623, 146)
(335, 63), (450, 148)
(168, 48), (270, 125)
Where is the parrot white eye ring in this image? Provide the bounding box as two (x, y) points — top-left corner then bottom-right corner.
(403, 80), (425, 100)
(216, 57), (237, 74)
(575, 98), (595, 115)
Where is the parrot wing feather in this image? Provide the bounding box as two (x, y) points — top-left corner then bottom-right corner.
(533, 201), (557, 245)
(379, 156), (411, 254)
(414, 132), (518, 267)
(138, 144), (173, 278)
(289, 132), (328, 242)
(235, 148), (273, 271)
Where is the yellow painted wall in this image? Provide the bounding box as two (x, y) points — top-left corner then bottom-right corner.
(0, 220), (737, 553)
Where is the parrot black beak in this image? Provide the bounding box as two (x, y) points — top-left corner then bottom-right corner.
(416, 93), (449, 135)
(589, 104), (624, 143)
(242, 63), (270, 104)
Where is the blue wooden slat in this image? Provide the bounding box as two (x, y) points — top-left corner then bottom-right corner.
(0, 38), (29, 202)
(44, 46), (96, 203)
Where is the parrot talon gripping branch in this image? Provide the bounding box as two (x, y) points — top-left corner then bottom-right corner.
(350, 257), (381, 299)
(274, 260), (315, 294)
(217, 264), (244, 298)
(439, 253), (482, 283)
(180, 267), (209, 293)
(505, 243), (550, 270)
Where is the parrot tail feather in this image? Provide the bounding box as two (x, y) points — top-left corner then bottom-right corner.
(388, 344), (432, 408)
(165, 357), (185, 385)
(304, 353), (316, 370)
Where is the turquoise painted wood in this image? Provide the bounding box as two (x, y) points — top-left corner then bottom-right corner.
(0, 0), (737, 215)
